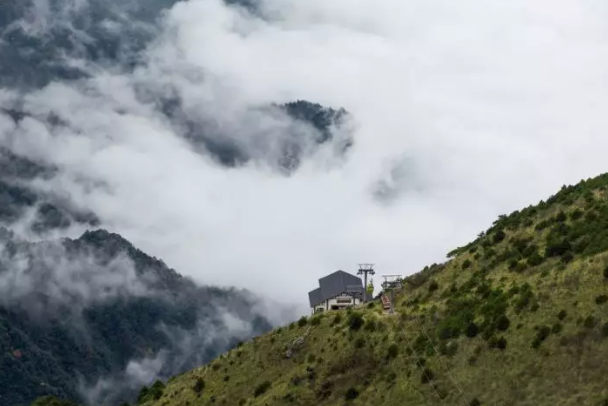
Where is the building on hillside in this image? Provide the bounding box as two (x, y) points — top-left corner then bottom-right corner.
(308, 270), (364, 314)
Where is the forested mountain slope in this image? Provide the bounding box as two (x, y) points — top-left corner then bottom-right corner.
(0, 229), (273, 406)
(127, 173), (608, 406)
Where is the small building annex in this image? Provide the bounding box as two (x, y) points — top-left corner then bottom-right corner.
(308, 270), (363, 314)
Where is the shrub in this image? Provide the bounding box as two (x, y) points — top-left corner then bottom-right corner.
(462, 259), (472, 270)
(387, 343), (399, 359)
(570, 209), (583, 220)
(488, 336), (507, 350)
(347, 312), (365, 331)
(552, 323), (563, 334)
(545, 239), (572, 258)
(527, 252), (544, 266)
(584, 315), (597, 329)
(602, 322), (608, 338)
(254, 381), (272, 397)
(364, 319), (377, 332)
(557, 310), (567, 321)
(492, 230), (506, 244)
(223, 375), (230, 382)
(496, 315), (510, 331)
(429, 280), (439, 292)
(532, 326), (551, 349)
(604, 265), (608, 279)
(344, 387), (359, 400)
(298, 316), (308, 327)
(139, 381), (165, 402)
(332, 313), (342, 325)
(555, 211), (567, 222)
(310, 316), (322, 326)
(192, 378), (205, 394)
(561, 252), (574, 263)
(354, 337), (366, 349)
(595, 295), (608, 305)
(420, 368), (435, 384)
(439, 341), (459, 356)
(466, 322), (479, 338)
(470, 398), (481, 406)
(137, 386), (149, 403)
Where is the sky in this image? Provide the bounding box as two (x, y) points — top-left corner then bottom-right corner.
(3, 0), (608, 315)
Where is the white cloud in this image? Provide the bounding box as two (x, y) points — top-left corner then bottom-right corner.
(3, 0), (608, 316)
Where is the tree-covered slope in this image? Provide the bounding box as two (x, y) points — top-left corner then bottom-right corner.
(129, 173), (608, 406)
(0, 228), (273, 406)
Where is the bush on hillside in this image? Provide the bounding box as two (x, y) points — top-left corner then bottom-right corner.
(420, 368), (435, 384)
(364, 319), (377, 332)
(298, 316), (308, 327)
(347, 312), (365, 331)
(584, 315), (597, 329)
(387, 343), (399, 359)
(526, 251), (544, 266)
(310, 316), (322, 326)
(192, 378), (205, 394)
(428, 280), (439, 292)
(465, 322), (479, 338)
(496, 315), (511, 331)
(488, 336), (507, 350)
(595, 295), (608, 305)
(254, 381), (271, 397)
(545, 238), (572, 258)
(551, 323), (563, 334)
(570, 209), (584, 220)
(492, 230), (506, 244)
(344, 387), (360, 400)
(462, 259), (472, 270)
(555, 211), (567, 222)
(439, 340), (458, 356)
(602, 322), (608, 338)
(138, 380), (165, 404)
(332, 313), (342, 325)
(469, 398), (481, 406)
(532, 326), (551, 349)
(557, 310), (567, 320)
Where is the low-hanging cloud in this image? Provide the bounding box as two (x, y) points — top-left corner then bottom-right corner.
(0, 230), (152, 318)
(2, 0), (608, 316)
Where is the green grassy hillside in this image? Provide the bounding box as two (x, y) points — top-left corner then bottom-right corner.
(36, 173), (608, 406)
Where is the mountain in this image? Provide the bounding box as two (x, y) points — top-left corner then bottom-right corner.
(0, 228), (274, 406)
(83, 172), (608, 406)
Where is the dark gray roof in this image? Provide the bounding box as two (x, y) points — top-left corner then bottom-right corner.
(308, 270), (363, 307)
(308, 288), (323, 308)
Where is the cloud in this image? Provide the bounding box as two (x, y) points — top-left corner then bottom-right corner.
(3, 0), (608, 317)
(0, 231), (152, 318)
(78, 302), (270, 405)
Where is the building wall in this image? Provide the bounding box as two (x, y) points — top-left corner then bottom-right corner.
(311, 293), (361, 314)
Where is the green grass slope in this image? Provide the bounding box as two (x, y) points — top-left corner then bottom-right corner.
(38, 173), (608, 406)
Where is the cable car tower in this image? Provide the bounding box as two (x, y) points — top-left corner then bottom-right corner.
(381, 274), (402, 314)
(357, 263), (375, 302)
